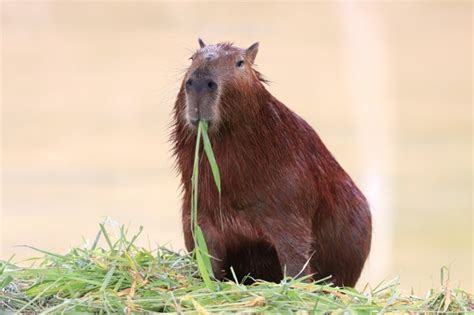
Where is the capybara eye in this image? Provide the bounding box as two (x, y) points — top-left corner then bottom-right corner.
(236, 60), (245, 68)
(185, 79), (193, 88)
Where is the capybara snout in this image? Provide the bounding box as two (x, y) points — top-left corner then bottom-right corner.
(185, 71), (219, 124)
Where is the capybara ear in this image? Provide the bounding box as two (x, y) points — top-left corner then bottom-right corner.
(246, 42), (259, 64)
(198, 38), (206, 48)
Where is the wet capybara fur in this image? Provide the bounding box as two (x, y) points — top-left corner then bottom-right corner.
(171, 39), (372, 287)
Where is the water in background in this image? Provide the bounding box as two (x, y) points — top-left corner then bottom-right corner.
(1, 2), (472, 292)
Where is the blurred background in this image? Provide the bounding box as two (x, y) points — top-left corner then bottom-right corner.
(1, 2), (472, 293)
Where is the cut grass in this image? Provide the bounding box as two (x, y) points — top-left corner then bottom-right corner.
(1, 223), (472, 314)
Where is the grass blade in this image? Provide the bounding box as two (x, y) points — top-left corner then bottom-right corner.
(190, 120), (215, 291)
(201, 121), (221, 193)
(100, 265), (117, 291)
(195, 225), (214, 277)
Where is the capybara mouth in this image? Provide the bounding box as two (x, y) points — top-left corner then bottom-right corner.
(189, 118), (211, 128)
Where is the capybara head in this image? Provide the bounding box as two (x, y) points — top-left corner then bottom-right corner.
(183, 39), (260, 127)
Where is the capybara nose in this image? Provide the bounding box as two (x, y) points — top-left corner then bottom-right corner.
(185, 79), (193, 89)
(206, 80), (218, 92)
(185, 77), (218, 94)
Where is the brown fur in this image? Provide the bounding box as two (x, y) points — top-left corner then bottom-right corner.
(171, 41), (372, 287)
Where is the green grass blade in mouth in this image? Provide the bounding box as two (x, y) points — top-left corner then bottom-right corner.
(190, 120), (216, 290)
(200, 121), (221, 194)
(195, 226), (215, 290)
(194, 225), (213, 274)
(200, 120), (224, 228)
(191, 121), (203, 231)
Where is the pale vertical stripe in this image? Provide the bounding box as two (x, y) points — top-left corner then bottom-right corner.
(339, 3), (395, 286)
(0, 1), (4, 259)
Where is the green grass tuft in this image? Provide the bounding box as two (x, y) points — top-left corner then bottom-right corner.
(1, 223), (472, 314)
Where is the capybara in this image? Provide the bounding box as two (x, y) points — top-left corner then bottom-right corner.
(171, 39), (372, 287)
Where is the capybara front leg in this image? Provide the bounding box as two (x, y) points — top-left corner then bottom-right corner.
(265, 224), (313, 280)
